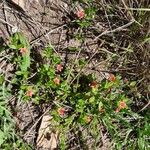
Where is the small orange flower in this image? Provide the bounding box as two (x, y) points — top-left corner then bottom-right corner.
(76, 10), (85, 19)
(89, 81), (98, 89)
(57, 107), (65, 116)
(26, 89), (33, 97)
(118, 101), (127, 109)
(108, 73), (116, 82)
(56, 64), (63, 72)
(53, 77), (60, 85)
(115, 101), (127, 113)
(20, 47), (28, 55)
(85, 116), (92, 123)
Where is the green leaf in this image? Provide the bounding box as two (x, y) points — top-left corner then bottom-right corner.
(0, 74), (4, 84)
(43, 46), (53, 58)
(130, 81), (136, 87)
(8, 44), (17, 49)
(0, 130), (5, 145)
(89, 96), (95, 103)
(52, 54), (61, 64)
(20, 53), (30, 72)
(98, 101), (103, 110)
(15, 71), (23, 75)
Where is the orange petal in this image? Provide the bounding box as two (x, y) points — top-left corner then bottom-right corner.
(26, 89), (33, 97)
(108, 74), (116, 82)
(57, 108), (65, 116)
(77, 10), (85, 19)
(20, 47), (28, 55)
(118, 101), (127, 109)
(89, 81), (98, 89)
(56, 64), (63, 72)
(54, 77), (60, 85)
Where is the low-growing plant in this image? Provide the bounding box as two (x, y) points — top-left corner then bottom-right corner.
(1, 0), (149, 149)
(5, 31), (148, 149)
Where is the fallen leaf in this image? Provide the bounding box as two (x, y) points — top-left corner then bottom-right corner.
(49, 132), (58, 150)
(36, 115), (58, 150)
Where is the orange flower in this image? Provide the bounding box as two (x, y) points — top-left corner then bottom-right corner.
(108, 73), (116, 82)
(56, 64), (63, 72)
(26, 89), (33, 97)
(76, 10), (85, 19)
(115, 101), (127, 113)
(118, 101), (127, 109)
(85, 116), (92, 123)
(57, 107), (65, 116)
(20, 47), (28, 55)
(89, 81), (98, 89)
(53, 77), (60, 85)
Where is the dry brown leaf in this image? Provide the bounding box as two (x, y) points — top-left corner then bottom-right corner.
(36, 115), (58, 150)
(49, 132), (58, 150)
